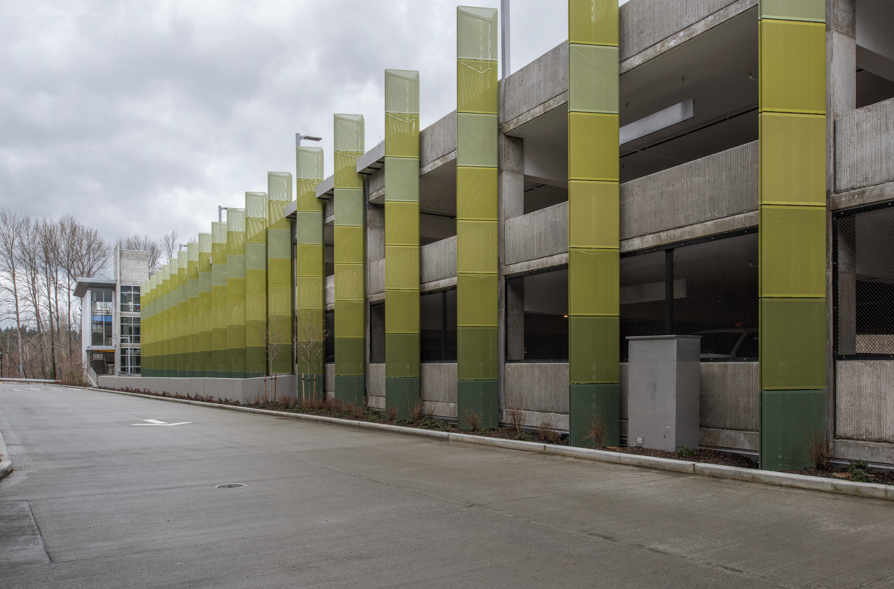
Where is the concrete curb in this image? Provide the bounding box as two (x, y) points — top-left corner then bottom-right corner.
(0, 424), (12, 482)
(84, 386), (894, 502)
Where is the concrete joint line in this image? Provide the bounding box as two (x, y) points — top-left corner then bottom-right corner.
(84, 386), (894, 502)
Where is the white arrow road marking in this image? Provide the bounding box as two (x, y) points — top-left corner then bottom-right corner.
(132, 419), (191, 427)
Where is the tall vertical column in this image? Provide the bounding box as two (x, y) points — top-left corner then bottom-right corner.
(384, 69), (421, 420)
(227, 208), (247, 379)
(456, 7), (499, 430)
(333, 114), (366, 407)
(150, 274), (157, 377)
(211, 221), (228, 378)
(759, 1), (827, 470)
(294, 152), (325, 400)
(245, 192), (268, 378)
(198, 233), (212, 377)
(268, 172), (295, 377)
(187, 242), (199, 377)
(161, 263), (171, 377)
(140, 277), (148, 376)
(567, 0), (620, 448)
(177, 250), (188, 377)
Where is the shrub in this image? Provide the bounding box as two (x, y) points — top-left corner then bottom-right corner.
(806, 429), (829, 470)
(539, 421), (559, 444)
(462, 409), (481, 431)
(848, 460), (871, 482)
(676, 446), (698, 459)
(386, 404), (398, 422)
(582, 411), (607, 448)
(505, 407), (525, 433)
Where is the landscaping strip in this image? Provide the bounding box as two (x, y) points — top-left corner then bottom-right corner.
(86, 386), (894, 502)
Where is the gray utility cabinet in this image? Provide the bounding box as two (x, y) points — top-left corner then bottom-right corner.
(627, 336), (701, 453)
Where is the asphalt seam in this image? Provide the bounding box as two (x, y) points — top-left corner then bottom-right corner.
(75, 386), (894, 503)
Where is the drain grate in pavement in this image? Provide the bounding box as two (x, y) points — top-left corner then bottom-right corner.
(216, 483), (245, 489)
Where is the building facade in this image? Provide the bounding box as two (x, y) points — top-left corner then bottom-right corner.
(123, 0), (894, 470)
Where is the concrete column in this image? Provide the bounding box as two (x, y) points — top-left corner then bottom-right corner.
(500, 135), (525, 221)
(506, 278), (525, 361)
(367, 204), (385, 263)
(836, 219), (857, 355)
(826, 0), (857, 194)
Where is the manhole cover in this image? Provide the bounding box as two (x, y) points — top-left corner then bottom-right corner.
(216, 483), (245, 489)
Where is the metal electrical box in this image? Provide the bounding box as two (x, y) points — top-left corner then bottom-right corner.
(627, 336), (701, 453)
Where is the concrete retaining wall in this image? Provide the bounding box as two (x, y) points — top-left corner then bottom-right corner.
(421, 237), (457, 285)
(836, 360), (894, 443)
(422, 363), (457, 418)
(98, 375), (297, 405)
(836, 97), (894, 192)
(369, 363), (385, 410)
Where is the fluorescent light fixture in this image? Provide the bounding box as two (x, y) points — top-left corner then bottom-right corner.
(620, 99), (694, 146)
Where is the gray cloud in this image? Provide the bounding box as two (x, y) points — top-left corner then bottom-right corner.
(0, 0), (622, 243)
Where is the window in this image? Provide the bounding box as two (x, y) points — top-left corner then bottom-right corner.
(120, 348), (141, 376)
(120, 316), (141, 344)
(120, 285), (141, 312)
(91, 289), (114, 346)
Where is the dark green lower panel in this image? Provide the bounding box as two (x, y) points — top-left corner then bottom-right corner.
(335, 375), (365, 407)
(457, 380), (498, 430)
(296, 374), (325, 403)
(569, 383), (620, 448)
(761, 389), (826, 471)
(386, 377), (421, 421)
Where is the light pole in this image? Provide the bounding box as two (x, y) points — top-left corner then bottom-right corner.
(501, 0), (510, 78)
(296, 133), (322, 147)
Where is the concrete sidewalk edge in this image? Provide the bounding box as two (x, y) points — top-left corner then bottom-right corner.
(82, 386), (894, 502)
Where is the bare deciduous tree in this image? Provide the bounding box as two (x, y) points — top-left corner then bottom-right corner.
(117, 234), (163, 272)
(160, 230), (179, 263)
(0, 208), (27, 377)
(295, 308), (328, 404)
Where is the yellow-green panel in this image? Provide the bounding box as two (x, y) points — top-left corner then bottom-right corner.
(456, 167), (498, 220)
(569, 248), (620, 316)
(295, 149), (323, 193)
(457, 326), (498, 380)
(335, 337), (365, 376)
(334, 226), (364, 264)
(569, 181), (619, 248)
(335, 263), (364, 300)
(569, 112), (619, 181)
(760, 20), (826, 114)
(456, 220), (497, 274)
(457, 113), (498, 168)
(335, 151), (363, 189)
(335, 300), (364, 339)
(569, 44), (619, 114)
(384, 246), (419, 290)
(760, 297), (827, 390)
(268, 286), (291, 315)
(569, 315), (620, 384)
(334, 189), (364, 226)
(385, 69), (420, 115)
(384, 157), (419, 203)
(760, 0), (825, 22)
(385, 333), (420, 378)
(267, 258), (291, 287)
(267, 230), (292, 259)
(385, 201), (419, 246)
(297, 276), (324, 310)
(227, 277), (246, 301)
(457, 6), (498, 62)
(296, 244), (324, 276)
(569, 0), (619, 46)
(760, 205), (826, 298)
(385, 114), (420, 159)
(385, 290), (420, 334)
(760, 112), (826, 206)
(458, 59), (498, 115)
(457, 274), (498, 327)
(334, 114), (365, 153)
(295, 211), (324, 243)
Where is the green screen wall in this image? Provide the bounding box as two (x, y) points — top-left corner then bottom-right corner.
(212, 221), (228, 377)
(758, 0), (827, 471)
(187, 243), (199, 377)
(268, 172), (294, 377)
(198, 233), (212, 377)
(245, 192), (268, 378)
(456, 6), (499, 430)
(385, 69), (421, 421)
(227, 208), (247, 379)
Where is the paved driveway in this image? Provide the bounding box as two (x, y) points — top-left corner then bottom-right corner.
(1, 384), (894, 588)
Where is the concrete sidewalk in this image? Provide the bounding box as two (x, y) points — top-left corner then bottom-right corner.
(2, 383), (894, 589)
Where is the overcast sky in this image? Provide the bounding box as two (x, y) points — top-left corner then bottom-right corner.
(0, 0), (628, 243)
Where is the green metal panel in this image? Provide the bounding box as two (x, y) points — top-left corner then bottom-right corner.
(569, 0), (619, 46)
(760, 297), (826, 390)
(457, 6), (498, 61)
(760, 0), (825, 23)
(569, 112), (619, 182)
(457, 113), (498, 168)
(456, 167), (498, 220)
(269, 171), (294, 376)
(457, 59), (498, 115)
(568, 181), (619, 249)
(457, 326), (498, 380)
(385, 333), (420, 378)
(569, 316), (620, 384)
(385, 290), (420, 334)
(760, 389), (826, 471)
(569, 384), (620, 447)
(569, 44), (619, 114)
(198, 232), (212, 377)
(456, 220), (498, 274)
(759, 113), (826, 206)
(759, 19), (826, 114)
(386, 377), (421, 421)
(384, 157), (419, 202)
(568, 248), (620, 316)
(760, 205), (826, 298)
(385, 114), (420, 159)
(457, 380), (499, 430)
(457, 274), (498, 327)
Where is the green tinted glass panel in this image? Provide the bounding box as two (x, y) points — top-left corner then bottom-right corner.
(569, 181), (619, 248)
(457, 167), (498, 220)
(457, 113), (498, 168)
(760, 113), (826, 206)
(569, 249), (619, 316)
(760, 297), (826, 390)
(458, 59), (498, 114)
(760, 20), (826, 114)
(385, 290), (420, 334)
(569, 112), (619, 182)
(569, 44), (618, 114)
(569, 0), (619, 46)
(760, 205), (825, 297)
(385, 333), (420, 378)
(457, 326), (498, 380)
(569, 315), (619, 383)
(457, 274), (498, 327)
(385, 114), (420, 159)
(385, 201), (419, 246)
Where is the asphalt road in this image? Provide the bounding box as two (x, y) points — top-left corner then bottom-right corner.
(2, 384), (894, 588)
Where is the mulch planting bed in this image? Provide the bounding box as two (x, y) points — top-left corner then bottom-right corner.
(787, 467), (894, 486)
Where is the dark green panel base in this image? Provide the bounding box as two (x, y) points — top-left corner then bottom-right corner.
(569, 383), (620, 448)
(761, 389), (826, 471)
(335, 375), (365, 408)
(386, 377), (421, 421)
(457, 380), (498, 430)
(297, 374), (325, 403)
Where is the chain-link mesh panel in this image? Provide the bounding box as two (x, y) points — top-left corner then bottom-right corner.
(835, 203), (894, 357)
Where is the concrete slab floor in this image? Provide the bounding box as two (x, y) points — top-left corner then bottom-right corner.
(1, 384), (893, 588)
